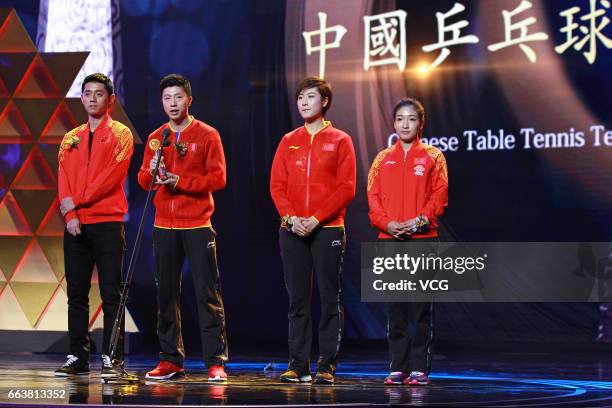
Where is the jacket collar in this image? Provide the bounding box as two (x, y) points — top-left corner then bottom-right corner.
(393, 136), (421, 155)
(168, 115), (195, 133)
(303, 120), (332, 137)
(86, 113), (112, 133)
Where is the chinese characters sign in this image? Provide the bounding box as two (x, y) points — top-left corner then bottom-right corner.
(302, 1), (612, 77)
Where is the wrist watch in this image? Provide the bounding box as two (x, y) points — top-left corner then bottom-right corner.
(281, 215), (294, 230)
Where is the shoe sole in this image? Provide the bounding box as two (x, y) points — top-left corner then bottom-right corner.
(405, 380), (429, 386)
(384, 379), (404, 385)
(145, 371), (185, 380)
(281, 375), (312, 383)
(101, 372), (121, 378)
(313, 378), (334, 384)
(54, 372), (90, 377)
(208, 376), (227, 382)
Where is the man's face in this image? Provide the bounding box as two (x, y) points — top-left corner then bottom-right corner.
(81, 82), (113, 118)
(162, 86), (192, 122)
(394, 105), (422, 144)
(297, 87), (327, 121)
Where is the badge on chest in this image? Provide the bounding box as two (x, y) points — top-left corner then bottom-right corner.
(413, 157), (426, 176)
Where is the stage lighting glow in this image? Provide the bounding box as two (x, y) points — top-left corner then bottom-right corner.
(417, 64), (430, 77)
(41, 0), (114, 97)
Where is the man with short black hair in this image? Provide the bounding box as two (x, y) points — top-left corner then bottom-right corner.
(55, 73), (133, 378)
(139, 74), (229, 382)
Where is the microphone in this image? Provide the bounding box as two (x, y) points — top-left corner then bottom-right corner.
(161, 128), (171, 147)
(156, 128), (172, 179)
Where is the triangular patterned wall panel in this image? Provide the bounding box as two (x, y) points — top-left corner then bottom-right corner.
(37, 236), (64, 280)
(0, 98), (8, 115)
(0, 77), (8, 97)
(0, 192), (31, 235)
(14, 54), (62, 98)
(64, 98), (88, 126)
(0, 100), (33, 143)
(11, 238), (58, 283)
(36, 144), (60, 177)
(0, 236), (31, 280)
(0, 144), (33, 187)
(11, 282), (59, 328)
(13, 99), (60, 138)
(36, 202), (65, 237)
(0, 9), (12, 30)
(12, 190), (57, 232)
(0, 284), (32, 329)
(0, 53), (36, 94)
(0, 10), (36, 52)
(39, 53), (89, 96)
(39, 101), (78, 144)
(11, 148), (56, 189)
(36, 287), (67, 330)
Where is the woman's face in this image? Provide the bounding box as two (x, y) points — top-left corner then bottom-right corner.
(393, 105), (422, 144)
(297, 87), (327, 121)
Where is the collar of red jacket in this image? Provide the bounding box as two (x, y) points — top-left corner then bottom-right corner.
(302, 120), (333, 136)
(86, 113), (112, 133)
(394, 136), (421, 154)
(167, 115), (196, 134)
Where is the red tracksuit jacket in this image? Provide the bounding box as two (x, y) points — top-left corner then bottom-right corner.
(367, 138), (448, 239)
(137, 117), (226, 229)
(270, 122), (356, 227)
(57, 114), (133, 224)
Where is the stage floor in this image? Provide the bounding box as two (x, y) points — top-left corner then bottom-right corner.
(1, 351), (612, 407)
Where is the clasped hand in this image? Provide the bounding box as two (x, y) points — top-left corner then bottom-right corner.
(290, 216), (319, 237)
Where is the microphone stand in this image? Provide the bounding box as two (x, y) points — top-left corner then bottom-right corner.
(104, 134), (169, 384)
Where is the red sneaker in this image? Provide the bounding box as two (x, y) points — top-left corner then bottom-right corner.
(404, 371), (429, 385)
(207, 364), (227, 382)
(145, 361), (185, 380)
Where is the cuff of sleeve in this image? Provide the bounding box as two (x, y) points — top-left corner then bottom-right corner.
(312, 211), (326, 224)
(379, 216), (392, 232)
(279, 208), (296, 218)
(140, 170), (154, 189)
(311, 216), (320, 224)
(64, 210), (77, 223)
(172, 175), (180, 190)
(71, 196), (81, 208)
(421, 210), (434, 225)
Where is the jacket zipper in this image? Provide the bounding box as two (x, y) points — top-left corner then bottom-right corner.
(401, 149), (408, 221)
(306, 134), (314, 211)
(84, 130), (92, 210)
(170, 137), (175, 222)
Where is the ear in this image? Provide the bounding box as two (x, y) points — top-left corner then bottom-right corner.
(322, 97), (329, 107)
(188, 96), (193, 107)
(105, 94), (116, 114)
(418, 121), (425, 134)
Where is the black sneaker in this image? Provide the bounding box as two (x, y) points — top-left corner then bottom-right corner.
(54, 355), (89, 377)
(100, 354), (123, 378)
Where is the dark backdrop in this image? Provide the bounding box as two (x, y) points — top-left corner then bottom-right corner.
(4, 0), (611, 353)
